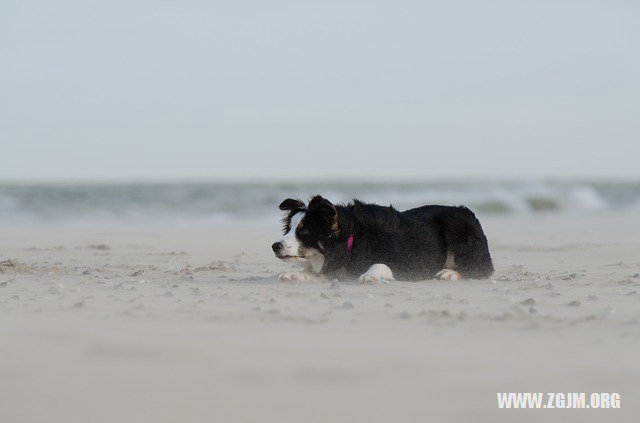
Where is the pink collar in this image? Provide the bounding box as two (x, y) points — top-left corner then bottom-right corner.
(346, 234), (354, 261)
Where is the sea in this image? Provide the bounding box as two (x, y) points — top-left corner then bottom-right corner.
(0, 180), (639, 223)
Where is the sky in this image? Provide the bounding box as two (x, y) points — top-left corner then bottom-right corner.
(1, 0), (639, 182)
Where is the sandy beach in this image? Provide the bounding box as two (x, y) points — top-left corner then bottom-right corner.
(1, 212), (639, 422)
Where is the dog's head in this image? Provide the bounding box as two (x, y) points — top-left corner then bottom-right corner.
(271, 196), (339, 270)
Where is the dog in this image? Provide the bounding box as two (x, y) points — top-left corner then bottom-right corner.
(271, 195), (494, 283)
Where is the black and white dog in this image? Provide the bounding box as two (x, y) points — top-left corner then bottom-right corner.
(272, 195), (493, 283)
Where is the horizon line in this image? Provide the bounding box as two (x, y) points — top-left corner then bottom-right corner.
(1, 176), (640, 186)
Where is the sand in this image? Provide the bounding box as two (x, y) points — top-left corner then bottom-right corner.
(1, 213), (639, 422)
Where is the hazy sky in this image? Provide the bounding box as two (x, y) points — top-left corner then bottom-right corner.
(1, 0), (639, 181)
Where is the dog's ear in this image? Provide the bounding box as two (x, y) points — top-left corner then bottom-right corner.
(279, 198), (305, 211)
(308, 195), (339, 235)
(279, 198), (306, 234)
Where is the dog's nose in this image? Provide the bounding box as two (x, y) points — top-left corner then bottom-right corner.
(271, 242), (283, 252)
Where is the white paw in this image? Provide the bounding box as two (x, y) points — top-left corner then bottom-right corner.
(278, 272), (314, 282)
(436, 269), (462, 281)
(358, 264), (394, 284)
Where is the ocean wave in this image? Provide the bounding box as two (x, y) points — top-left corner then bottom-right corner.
(0, 181), (637, 222)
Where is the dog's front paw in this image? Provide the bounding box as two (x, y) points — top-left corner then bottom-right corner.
(436, 269), (462, 281)
(358, 264), (394, 284)
(278, 272), (315, 282)
(358, 274), (384, 284)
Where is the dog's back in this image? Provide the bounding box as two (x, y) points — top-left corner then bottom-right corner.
(334, 202), (493, 280)
(404, 205), (494, 279)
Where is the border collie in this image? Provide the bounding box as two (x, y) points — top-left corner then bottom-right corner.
(271, 196), (493, 283)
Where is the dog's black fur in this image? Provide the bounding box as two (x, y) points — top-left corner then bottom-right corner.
(276, 195), (493, 280)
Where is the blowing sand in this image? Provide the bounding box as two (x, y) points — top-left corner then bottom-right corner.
(1, 213), (639, 422)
